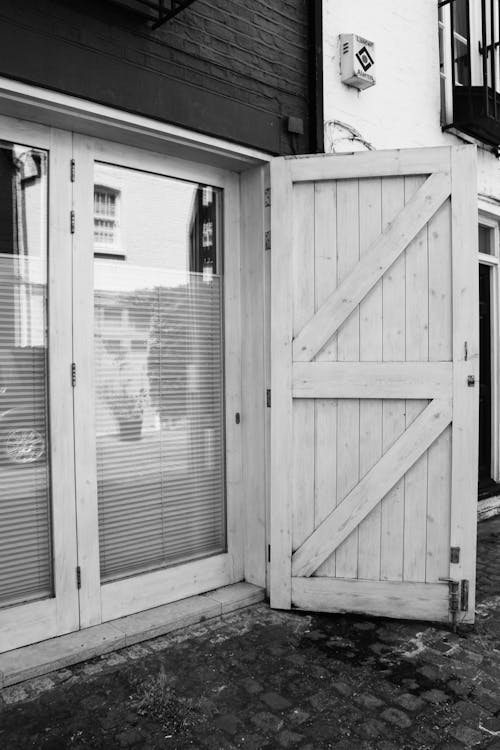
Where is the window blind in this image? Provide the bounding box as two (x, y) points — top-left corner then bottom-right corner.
(0, 144), (52, 609)
(95, 267), (226, 583)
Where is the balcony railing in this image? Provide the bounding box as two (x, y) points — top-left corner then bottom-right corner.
(440, 0), (500, 147)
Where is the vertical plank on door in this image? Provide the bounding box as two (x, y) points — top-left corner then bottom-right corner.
(314, 181), (338, 578)
(380, 176), (406, 581)
(270, 158), (294, 609)
(450, 146), (479, 621)
(335, 179), (360, 579)
(427, 198), (453, 582)
(292, 183), (316, 552)
(403, 175), (429, 582)
(358, 178), (383, 580)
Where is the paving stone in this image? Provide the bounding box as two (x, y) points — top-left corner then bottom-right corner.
(288, 708), (310, 725)
(105, 653), (127, 667)
(395, 692), (425, 712)
(380, 707), (412, 729)
(278, 729), (304, 747)
(357, 718), (388, 739)
(418, 664), (441, 680)
(250, 711), (284, 733)
(447, 724), (484, 746)
(1, 685), (29, 704)
(241, 677), (263, 695)
(354, 693), (385, 710)
(421, 688), (450, 704)
(82, 663), (103, 676)
(261, 692), (292, 711)
(27, 676), (55, 695)
(214, 714), (241, 735)
(332, 681), (353, 698)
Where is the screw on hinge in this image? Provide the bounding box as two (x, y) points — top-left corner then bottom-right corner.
(71, 362), (76, 387)
(70, 210), (75, 234)
(266, 389), (271, 408)
(70, 158), (76, 182)
(76, 566), (81, 589)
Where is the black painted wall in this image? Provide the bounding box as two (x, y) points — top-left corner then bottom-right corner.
(0, 0), (320, 155)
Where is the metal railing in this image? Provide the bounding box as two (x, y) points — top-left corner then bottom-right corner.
(106, 0), (198, 28)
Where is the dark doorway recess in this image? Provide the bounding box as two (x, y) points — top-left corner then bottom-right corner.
(478, 263), (500, 499)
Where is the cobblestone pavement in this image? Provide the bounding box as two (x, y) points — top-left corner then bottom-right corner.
(2, 518), (500, 749)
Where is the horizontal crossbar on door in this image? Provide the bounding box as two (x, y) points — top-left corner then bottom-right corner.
(292, 362), (453, 399)
(291, 578), (449, 622)
(288, 147), (452, 182)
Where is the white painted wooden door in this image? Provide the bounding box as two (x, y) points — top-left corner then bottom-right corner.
(270, 146), (479, 624)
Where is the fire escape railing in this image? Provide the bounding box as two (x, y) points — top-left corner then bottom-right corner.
(439, 0), (500, 146)
(107, 0), (198, 29)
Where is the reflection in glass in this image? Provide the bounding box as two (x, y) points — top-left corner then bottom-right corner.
(94, 163), (225, 582)
(0, 143), (52, 608)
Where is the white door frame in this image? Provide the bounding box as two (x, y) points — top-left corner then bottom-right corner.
(0, 115), (79, 652)
(73, 134), (244, 625)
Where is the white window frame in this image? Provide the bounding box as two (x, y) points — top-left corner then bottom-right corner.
(478, 200), (500, 483)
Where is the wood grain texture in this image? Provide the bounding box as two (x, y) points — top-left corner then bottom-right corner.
(293, 171), (451, 363)
(292, 399), (452, 578)
(293, 362), (452, 399)
(291, 578), (449, 622)
(269, 157), (294, 608)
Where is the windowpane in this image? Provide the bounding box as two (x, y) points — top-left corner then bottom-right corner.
(0, 142), (52, 608)
(479, 225), (494, 255)
(94, 163), (225, 582)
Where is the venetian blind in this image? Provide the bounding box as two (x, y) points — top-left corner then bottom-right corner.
(0, 145), (52, 609)
(95, 268), (226, 583)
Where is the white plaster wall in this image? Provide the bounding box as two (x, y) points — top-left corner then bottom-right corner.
(323, 0), (500, 199)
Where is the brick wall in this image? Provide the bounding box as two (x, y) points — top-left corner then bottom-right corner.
(0, 0), (317, 154)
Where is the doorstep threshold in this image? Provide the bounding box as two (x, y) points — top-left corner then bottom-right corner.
(0, 582), (264, 689)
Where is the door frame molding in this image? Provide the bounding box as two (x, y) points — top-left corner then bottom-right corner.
(73, 134), (244, 626)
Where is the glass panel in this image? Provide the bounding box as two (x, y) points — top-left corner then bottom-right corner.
(0, 143), (52, 608)
(454, 36), (470, 85)
(454, 0), (469, 39)
(479, 225), (494, 255)
(94, 163), (225, 583)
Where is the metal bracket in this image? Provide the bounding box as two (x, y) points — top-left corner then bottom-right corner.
(266, 389), (271, 408)
(450, 547), (460, 564)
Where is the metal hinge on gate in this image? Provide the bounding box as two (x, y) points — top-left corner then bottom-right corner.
(439, 577), (469, 631)
(70, 158), (76, 182)
(268, 544), (271, 562)
(76, 566), (81, 589)
(265, 230), (271, 251)
(71, 362), (77, 388)
(70, 210), (75, 234)
(264, 187), (271, 207)
(266, 389), (271, 408)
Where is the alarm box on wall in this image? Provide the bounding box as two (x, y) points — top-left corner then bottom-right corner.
(340, 34), (376, 90)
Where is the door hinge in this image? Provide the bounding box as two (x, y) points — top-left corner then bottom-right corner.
(268, 544), (271, 562)
(265, 230), (271, 251)
(467, 375), (475, 387)
(266, 389), (271, 408)
(70, 210), (75, 234)
(264, 187), (271, 207)
(71, 362), (77, 387)
(70, 158), (76, 182)
(450, 546), (460, 564)
(235, 412), (241, 425)
(76, 566), (81, 589)
(439, 577), (469, 631)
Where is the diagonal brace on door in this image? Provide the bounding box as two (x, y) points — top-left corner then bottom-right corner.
(291, 398), (453, 577)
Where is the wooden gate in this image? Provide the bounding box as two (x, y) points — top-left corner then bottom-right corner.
(270, 147), (479, 624)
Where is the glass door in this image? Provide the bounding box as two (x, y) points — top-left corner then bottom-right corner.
(0, 118), (79, 653)
(73, 137), (243, 625)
